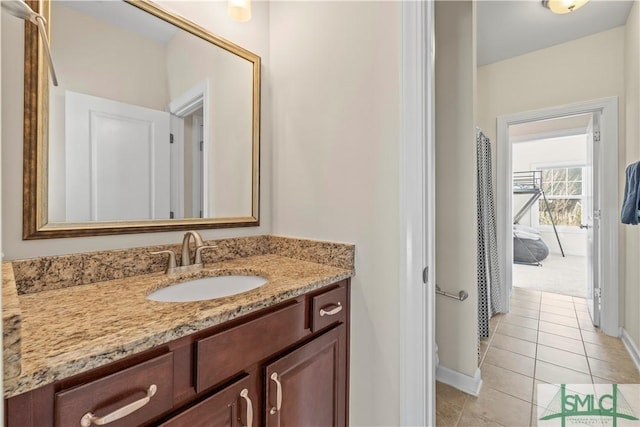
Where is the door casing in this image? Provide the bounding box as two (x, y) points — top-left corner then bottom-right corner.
(496, 97), (619, 336)
(399, 1), (435, 426)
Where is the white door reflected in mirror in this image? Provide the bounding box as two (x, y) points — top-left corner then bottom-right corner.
(47, 0), (255, 223)
(58, 91), (170, 222)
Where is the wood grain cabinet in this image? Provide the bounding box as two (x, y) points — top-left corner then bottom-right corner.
(265, 325), (347, 427)
(158, 375), (255, 427)
(5, 279), (350, 427)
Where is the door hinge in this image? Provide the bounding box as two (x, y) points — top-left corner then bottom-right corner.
(594, 287), (602, 299)
(169, 211), (174, 219)
(200, 141), (203, 151)
(199, 210), (203, 218)
(423, 266), (428, 284)
(170, 133), (174, 144)
(593, 130), (601, 143)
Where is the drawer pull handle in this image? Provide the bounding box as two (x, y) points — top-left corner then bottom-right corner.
(320, 302), (342, 317)
(240, 388), (253, 427)
(269, 373), (282, 415)
(80, 384), (157, 426)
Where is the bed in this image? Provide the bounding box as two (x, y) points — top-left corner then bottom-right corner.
(513, 224), (549, 265)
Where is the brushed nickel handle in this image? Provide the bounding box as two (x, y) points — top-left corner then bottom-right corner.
(194, 245), (217, 265)
(80, 384), (157, 426)
(150, 250), (177, 271)
(240, 388), (253, 427)
(269, 373), (282, 415)
(320, 302), (342, 317)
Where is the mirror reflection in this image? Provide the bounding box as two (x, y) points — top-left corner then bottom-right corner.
(46, 0), (257, 223)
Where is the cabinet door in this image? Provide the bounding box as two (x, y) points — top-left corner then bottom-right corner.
(158, 375), (255, 427)
(265, 325), (347, 427)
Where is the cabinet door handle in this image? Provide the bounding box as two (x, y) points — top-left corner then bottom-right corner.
(269, 373), (282, 415)
(240, 388), (253, 427)
(320, 302), (342, 317)
(80, 384), (157, 426)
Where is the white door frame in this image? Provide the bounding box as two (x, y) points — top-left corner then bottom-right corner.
(192, 115), (204, 218)
(169, 81), (210, 217)
(497, 97), (619, 336)
(399, 1), (434, 426)
(169, 114), (185, 219)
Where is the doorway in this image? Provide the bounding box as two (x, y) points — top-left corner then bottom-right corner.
(168, 81), (210, 220)
(510, 113), (595, 310)
(496, 98), (619, 336)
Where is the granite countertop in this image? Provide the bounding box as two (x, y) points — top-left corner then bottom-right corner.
(3, 247), (354, 398)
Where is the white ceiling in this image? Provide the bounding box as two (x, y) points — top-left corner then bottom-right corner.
(59, 1), (178, 45)
(477, 0), (634, 66)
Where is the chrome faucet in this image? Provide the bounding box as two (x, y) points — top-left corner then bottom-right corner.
(152, 231), (216, 274)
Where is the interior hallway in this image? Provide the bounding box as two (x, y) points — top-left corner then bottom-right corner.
(436, 287), (640, 426)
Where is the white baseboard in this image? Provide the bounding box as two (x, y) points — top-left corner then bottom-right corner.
(436, 365), (483, 397)
(620, 328), (640, 372)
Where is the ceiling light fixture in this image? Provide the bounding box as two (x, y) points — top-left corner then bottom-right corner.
(1, 0), (58, 86)
(542, 0), (590, 14)
(228, 0), (251, 23)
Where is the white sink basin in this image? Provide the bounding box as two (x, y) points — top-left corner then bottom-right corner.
(147, 275), (268, 302)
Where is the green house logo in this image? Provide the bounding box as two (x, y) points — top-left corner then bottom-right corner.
(539, 384), (639, 427)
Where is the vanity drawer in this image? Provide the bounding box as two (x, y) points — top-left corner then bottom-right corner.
(310, 284), (348, 332)
(196, 301), (307, 393)
(54, 352), (174, 427)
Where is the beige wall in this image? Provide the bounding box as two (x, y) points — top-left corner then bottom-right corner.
(477, 26), (626, 328)
(624, 1), (640, 351)
(166, 31), (253, 218)
(50, 3), (170, 110)
(435, 1), (479, 378)
(477, 28), (625, 143)
(1, 1), (271, 260)
(269, 2), (400, 425)
(48, 3), (171, 222)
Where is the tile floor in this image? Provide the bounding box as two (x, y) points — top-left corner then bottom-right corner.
(436, 287), (640, 426)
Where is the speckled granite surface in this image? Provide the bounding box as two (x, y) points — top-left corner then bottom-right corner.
(2, 263), (21, 381)
(2, 236), (355, 398)
(10, 235), (353, 295)
(11, 235), (271, 295)
(269, 236), (355, 273)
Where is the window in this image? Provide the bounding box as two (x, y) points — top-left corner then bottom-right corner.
(538, 166), (584, 227)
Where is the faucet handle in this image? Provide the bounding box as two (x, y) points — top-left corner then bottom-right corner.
(194, 245), (217, 265)
(150, 250), (177, 271)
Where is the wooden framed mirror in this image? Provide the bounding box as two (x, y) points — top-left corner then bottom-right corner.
(23, 0), (261, 239)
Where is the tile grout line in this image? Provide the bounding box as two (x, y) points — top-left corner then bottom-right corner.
(575, 297), (596, 385)
(444, 292), (634, 426)
(457, 309), (527, 426)
(457, 315), (504, 426)
(531, 293), (542, 425)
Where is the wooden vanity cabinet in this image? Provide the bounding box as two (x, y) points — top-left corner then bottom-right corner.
(158, 374), (256, 427)
(265, 325), (347, 427)
(5, 279), (350, 427)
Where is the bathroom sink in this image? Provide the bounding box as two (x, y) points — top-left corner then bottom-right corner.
(147, 275), (268, 302)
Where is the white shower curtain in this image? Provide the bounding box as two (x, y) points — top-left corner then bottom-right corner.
(477, 130), (504, 339)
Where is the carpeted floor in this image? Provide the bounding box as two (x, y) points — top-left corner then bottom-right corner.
(512, 253), (587, 298)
